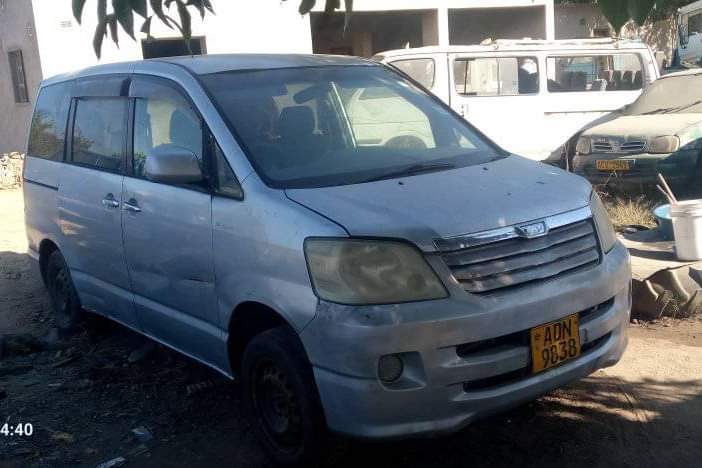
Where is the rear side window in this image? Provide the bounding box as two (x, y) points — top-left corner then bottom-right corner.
(546, 54), (643, 92)
(454, 57), (539, 96)
(71, 98), (127, 172)
(391, 59), (436, 89)
(27, 83), (71, 161)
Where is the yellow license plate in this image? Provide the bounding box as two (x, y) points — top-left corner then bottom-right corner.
(596, 160), (630, 171)
(530, 314), (581, 373)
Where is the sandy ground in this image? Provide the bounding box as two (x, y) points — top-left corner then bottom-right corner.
(1, 188), (701, 468)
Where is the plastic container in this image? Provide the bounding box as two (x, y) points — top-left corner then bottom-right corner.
(653, 204), (673, 241)
(670, 199), (702, 260)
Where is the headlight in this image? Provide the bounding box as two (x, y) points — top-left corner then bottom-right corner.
(304, 239), (447, 305)
(649, 135), (680, 154)
(576, 136), (591, 155)
(590, 192), (617, 254)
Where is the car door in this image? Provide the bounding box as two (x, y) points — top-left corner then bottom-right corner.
(448, 52), (547, 160)
(122, 75), (220, 365)
(57, 76), (138, 328)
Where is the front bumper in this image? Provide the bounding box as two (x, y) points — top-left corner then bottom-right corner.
(572, 151), (697, 186)
(300, 242), (631, 439)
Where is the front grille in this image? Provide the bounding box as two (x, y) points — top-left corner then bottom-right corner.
(592, 139), (646, 154)
(440, 217), (601, 294)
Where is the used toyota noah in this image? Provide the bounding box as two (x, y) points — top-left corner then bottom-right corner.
(24, 54), (631, 465)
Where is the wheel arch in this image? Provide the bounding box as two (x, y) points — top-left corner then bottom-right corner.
(38, 238), (60, 284)
(227, 301), (305, 377)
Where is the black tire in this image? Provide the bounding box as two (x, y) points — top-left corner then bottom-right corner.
(242, 326), (328, 466)
(46, 250), (82, 331)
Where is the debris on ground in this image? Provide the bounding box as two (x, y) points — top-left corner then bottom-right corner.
(127, 341), (156, 364)
(96, 456), (127, 468)
(131, 426), (153, 443)
(51, 431), (76, 444)
(186, 380), (215, 397)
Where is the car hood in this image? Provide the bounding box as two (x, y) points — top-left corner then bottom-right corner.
(582, 114), (702, 139)
(285, 156), (592, 252)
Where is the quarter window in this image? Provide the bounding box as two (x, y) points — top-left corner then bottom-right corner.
(132, 81), (203, 180)
(546, 54), (643, 92)
(8, 50), (29, 103)
(27, 83), (71, 161)
(71, 98), (127, 172)
(390, 59), (436, 89)
(453, 57), (540, 96)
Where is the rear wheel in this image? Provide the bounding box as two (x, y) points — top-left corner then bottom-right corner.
(242, 326), (328, 466)
(46, 250), (82, 331)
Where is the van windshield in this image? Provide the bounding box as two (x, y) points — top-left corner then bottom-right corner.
(201, 66), (504, 189)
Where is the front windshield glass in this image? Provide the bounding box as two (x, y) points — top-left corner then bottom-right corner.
(201, 66), (504, 189)
(625, 74), (702, 116)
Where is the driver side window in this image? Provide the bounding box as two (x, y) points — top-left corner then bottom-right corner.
(132, 80), (203, 179)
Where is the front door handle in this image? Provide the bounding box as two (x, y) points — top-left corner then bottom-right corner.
(123, 198), (142, 213)
(101, 194), (120, 208)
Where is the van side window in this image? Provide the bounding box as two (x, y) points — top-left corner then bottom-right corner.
(212, 136), (243, 199)
(27, 83), (71, 161)
(546, 54), (643, 92)
(391, 59), (436, 89)
(132, 83), (203, 179)
(71, 98), (127, 172)
(454, 57), (539, 96)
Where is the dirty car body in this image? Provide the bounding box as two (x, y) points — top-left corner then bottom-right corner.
(573, 69), (702, 188)
(24, 54), (631, 458)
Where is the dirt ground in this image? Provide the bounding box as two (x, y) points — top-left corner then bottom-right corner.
(1, 188), (702, 468)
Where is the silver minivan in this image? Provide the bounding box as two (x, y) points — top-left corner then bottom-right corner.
(24, 54), (631, 465)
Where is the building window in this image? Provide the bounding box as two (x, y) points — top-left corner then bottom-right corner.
(8, 50), (29, 103)
(141, 37), (207, 59)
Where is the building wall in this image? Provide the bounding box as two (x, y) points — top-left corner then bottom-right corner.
(555, 3), (676, 66)
(0, 0), (42, 154)
(30, 0), (313, 79)
(449, 6), (547, 44)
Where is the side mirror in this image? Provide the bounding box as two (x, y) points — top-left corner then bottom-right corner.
(145, 145), (203, 185)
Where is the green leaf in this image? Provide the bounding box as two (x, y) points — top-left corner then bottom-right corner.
(107, 14), (120, 46)
(187, 0), (205, 19)
(201, 0), (214, 14)
(150, 0), (173, 28)
(130, 0), (148, 18)
(628, 0), (656, 25)
(324, 0), (340, 14)
(72, 0), (87, 23)
(97, 0), (107, 21)
(140, 15), (153, 36)
(176, 0), (192, 40)
(598, 0), (631, 32)
(298, 0), (316, 15)
(344, 0), (353, 32)
(113, 0), (135, 39)
(93, 17), (108, 58)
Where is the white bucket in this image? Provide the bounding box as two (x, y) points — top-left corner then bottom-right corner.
(670, 199), (702, 261)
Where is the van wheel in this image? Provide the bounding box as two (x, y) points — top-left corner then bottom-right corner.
(242, 326), (328, 466)
(46, 250), (82, 331)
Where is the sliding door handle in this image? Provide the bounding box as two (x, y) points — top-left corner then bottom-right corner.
(123, 198), (142, 213)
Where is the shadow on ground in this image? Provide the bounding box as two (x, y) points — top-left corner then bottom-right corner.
(1, 247), (701, 467)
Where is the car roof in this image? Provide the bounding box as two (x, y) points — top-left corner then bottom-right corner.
(377, 39), (651, 58)
(42, 53), (376, 86)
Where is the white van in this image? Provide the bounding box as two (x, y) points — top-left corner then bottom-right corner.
(375, 38), (660, 162)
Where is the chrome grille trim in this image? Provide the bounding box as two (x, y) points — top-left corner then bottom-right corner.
(435, 207), (600, 294)
(434, 205), (592, 252)
(592, 137), (647, 154)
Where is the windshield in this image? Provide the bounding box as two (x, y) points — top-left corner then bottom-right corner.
(201, 66), (504, 189)
(624, 74), (702, 116)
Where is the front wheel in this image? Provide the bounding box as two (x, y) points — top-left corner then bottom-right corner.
(242, 326), (328, 466)
(46, 250), (82, 331)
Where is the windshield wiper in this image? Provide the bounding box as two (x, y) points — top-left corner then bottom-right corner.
(361, 162), (456, 183)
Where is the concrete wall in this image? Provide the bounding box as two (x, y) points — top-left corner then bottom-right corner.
(449, 6), (547, 44)
(0, 0), (42, 154)
(30, 0), (313, 79)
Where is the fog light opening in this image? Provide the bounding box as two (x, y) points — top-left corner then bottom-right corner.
(378, 354), (404, 383)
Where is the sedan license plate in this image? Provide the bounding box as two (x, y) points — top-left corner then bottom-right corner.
(530, 314), (581, 373)
(596, 159), (631, 171)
